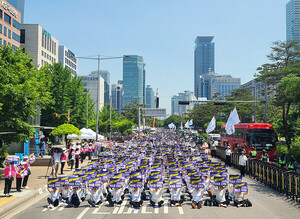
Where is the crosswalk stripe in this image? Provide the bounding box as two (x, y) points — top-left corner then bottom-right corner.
(178, 207), (184, 214)
(92, 201), (110, 215)
(164, 203), (168, 213)
(42, 208), (48, 212)
(133, 208), (139, 214)
(112, 206), (119, 214)
(58, 203), (67, 211)
(154, 207), (159, 214)
(141, 205), (152, 214)
(76, 207), (90, 219)
(123, 206), (133, 214)
(118, 200), (127, 214)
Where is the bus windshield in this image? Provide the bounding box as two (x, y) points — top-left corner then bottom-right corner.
(248, 129), (276, 150)
(212, 137), (220, 141)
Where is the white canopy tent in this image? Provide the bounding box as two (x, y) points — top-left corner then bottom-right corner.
(67, 128), (105, 140)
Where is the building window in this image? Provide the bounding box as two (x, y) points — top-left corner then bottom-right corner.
(3, 40), (6, 45)
(0, 37), (2, 45)
(13, 19), (20, 30)
(8, 29), (11, 38)
(0, 24), (2, 34)
(4, 13), (11, 24)
(4, 27), (7, 36)
(0, 9), (2, 19)
(20, 29), (25, 43)
(12, 32), (20, 42)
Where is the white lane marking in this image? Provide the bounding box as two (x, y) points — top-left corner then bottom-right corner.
(42, 208), (48, 212)
(92, 202), (110, 215)
(118, 200), (127, 214)
(123, 206), (133, 214)
(112, 206), (119, 214)
(154, 207), (159, 214)
(76, 207), (90, 219)
(133, 208), (139, 214)
(58, 203), (67, 211)
(141, 205), (152, 214)
(164, 203), (168, 214)
(50, 206), (58, 211)
(178, 207), (184, 214)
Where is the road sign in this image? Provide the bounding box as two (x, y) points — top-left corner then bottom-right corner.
(142, 108), (166, 117)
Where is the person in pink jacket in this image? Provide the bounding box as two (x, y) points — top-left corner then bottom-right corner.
(60, 150), (67, 175)
(3, 159), (18, 197)
(22, 156), (32, 189)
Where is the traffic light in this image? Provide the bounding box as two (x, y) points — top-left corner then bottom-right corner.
(179, 101), (190, 105)
(214, 102), (226, 105)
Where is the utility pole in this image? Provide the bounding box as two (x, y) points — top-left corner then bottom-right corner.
(95, 55), (100, 141)
(138, 107), (141, 133)
(253, 86), (256, 123)
(86, 93), (88, 128)
(264, 84), (268, 123)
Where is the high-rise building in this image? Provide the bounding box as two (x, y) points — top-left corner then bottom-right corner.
(111, 80), (123, 115)
(146, 85), (155, 108)
(143, 64), (146, 105)
(91, 70), (110, 105)
(200, 72), (241, 99)
(286, 0), (300, 41)
(6, 0), (24, 23)
(194, 36), (215, 98)
(171, 91), (202, 116)
(240, 79), (275, 100)
(58, 45), (78, 78)
(0, 0), (21, 48)
(20, 24), (58, 68)
(123, 55), (144, 107)
(80, 74), (105, 112)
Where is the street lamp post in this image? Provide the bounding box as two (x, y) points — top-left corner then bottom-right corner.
(77, 55), (131, 141)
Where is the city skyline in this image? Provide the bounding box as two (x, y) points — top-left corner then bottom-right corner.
(24, 0), (288, 114)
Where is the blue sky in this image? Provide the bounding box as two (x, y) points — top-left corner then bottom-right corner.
(25, 0), (288, 114)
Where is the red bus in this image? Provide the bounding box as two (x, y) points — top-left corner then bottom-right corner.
(220, 123), (277, 160)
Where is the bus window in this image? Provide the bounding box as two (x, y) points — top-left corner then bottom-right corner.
(249, 129), (276, 151)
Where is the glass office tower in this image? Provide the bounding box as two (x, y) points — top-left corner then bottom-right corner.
(286, 0), (300, 40)
(123, 55), (144, 107)
(7, 0), (25, 23)
(194, 36), (215, 98)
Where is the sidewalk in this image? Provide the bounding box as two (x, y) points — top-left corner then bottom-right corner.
(0, 158), (91, 217)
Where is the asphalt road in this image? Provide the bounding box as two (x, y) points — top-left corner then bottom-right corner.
(6, 159), (300, 219)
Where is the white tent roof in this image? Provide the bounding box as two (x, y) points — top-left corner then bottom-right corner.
(67, 128), (105, 140)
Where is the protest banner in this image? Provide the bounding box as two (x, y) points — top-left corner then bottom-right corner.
(20, 167), (28, 178)
(229, 175), (243, 184)
(169, 178), (183, 189)
(214, 176), (228, 186)
(48, 178), (61, 188)
(68, 176), (82, 187)
(149, 177), (163, 188)
(129, 177), (143, 188)
(60, 176), (69, 186)
(234, 182), (248, 193)
(29, 153), (36, 163)
(109, 178), (124, 188)
(87, 177), (102, 187)
(5, 155), (19, 163)
(191, 178), (205, 188)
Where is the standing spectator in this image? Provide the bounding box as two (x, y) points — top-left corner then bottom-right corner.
(75, 148), (80, 169)
(3, 159), (18, 197)
(80, 147), (85, 163)
(69, 149), (75, 170)
(225, 146), (232, 167)
(40, 140), (46, 158)
(288, 156), (298, 171)
(239, 150), (248, 177)
(60, 150), (67, 175)
(51, 148), (61, 178)
(261, 150), (269, 163)
(210, 141), (217, 158)
(278, 152), (286, 168)
(16, 161), (26, 192)
(22, 156), (32, 189)
(88, 144), (93, 160)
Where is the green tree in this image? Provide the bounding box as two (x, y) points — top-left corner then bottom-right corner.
(256, 40), (300, 148)
(163, 115), (186, 128)
(50, 124), (81, 146)
(0, 46), (51, 144)
(98, 104), (118, 134)
(113, 119), (134, 134)
(40, 63), (95, 133)
(122, 100), (145, 124)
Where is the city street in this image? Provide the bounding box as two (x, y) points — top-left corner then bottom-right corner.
(5, 159), (300, 219)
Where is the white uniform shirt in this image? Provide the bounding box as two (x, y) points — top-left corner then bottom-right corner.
(150, 188), (164, 203)
(68, 189), (83, 203)
(226, 149), (232, 156)
(110, 188), (124, 202)
(239, 155), (248, 166)
(89, 188), (102, 203)
(53, 152), (61, 162)
(50, 190), (60, 202)
(129, 188), (142, 202)
(62, 188), (72, 198)
(213, 186), (228, 203)
(191, 188), (204, 202)
(170, 188), (182, 201)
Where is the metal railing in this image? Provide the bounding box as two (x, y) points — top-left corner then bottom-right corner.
(215, 146), (300, 203)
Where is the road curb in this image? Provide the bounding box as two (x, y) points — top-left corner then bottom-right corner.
(0, 184), (47, 218)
